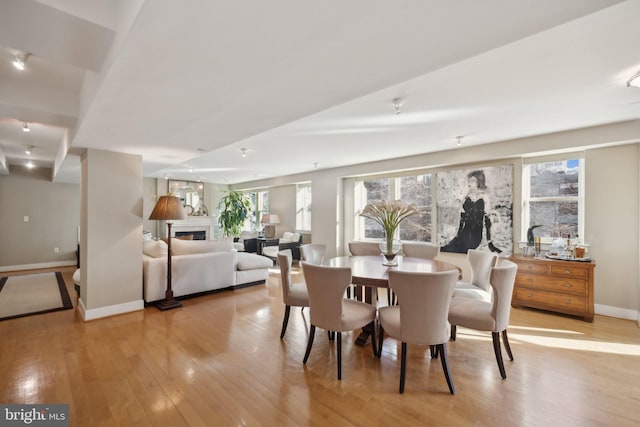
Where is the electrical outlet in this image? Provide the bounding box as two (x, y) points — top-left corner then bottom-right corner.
(54, 247), (59, 253)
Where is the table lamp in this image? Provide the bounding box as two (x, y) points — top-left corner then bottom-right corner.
(260, 213), (280, 238)
(149, 194), (186, 310)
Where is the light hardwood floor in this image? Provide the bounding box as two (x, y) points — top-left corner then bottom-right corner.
(1, 265), (639, 426)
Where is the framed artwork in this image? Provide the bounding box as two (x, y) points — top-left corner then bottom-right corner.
(437, 165), (513, 255)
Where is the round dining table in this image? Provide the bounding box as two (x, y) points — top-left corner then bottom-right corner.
(327, 255), (460, 346)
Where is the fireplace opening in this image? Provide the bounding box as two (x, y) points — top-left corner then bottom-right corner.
(175, 230), (206, 240)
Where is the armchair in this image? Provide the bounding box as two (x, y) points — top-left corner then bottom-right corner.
(262, 232), (303, 261)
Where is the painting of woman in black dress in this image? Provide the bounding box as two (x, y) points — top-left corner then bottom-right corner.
(438, 167), (512, 255)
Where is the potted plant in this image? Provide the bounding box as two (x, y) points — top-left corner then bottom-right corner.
(360, 200), (417, 265)
(218, 190), (252, 238)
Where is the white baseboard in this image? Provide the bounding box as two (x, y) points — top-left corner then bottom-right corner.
(0, 260), (77, 273)
(594, 304), (639, 323)
(79, 299), (144, 321)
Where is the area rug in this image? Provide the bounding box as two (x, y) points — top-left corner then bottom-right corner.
(0, 272), (73, 321)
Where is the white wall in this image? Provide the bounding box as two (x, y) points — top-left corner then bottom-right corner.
(234, 121), (640, 318)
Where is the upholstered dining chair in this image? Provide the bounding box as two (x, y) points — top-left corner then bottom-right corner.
(453, 249), (498, 302)
(301, 261), (377, 380)
(378, 269), (458, 394)
(277, 250), (309, 339)
(347, 240), (385, 302)
(401, 241), (440, 259)
(300, 244), (326, 265)
(448, 260), (518, 379)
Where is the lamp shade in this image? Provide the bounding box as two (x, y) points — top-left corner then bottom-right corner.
(149, 195), (187, 220)
(260, 214), (280, 225)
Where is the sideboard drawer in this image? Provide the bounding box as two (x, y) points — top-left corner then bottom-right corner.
(516, 274), (587, 296)
(549, 265), (588, 279)
(514, 288), (588, 315)
(517, 262), (547, 275)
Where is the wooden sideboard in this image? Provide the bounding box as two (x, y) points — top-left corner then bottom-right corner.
(510, 254), (595, 322)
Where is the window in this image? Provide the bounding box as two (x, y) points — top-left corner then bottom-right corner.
(245, 191), (269, 231)
(296, 184), (312, 231)
(356, 174), (432, 242)
(522, 159), (583, 242)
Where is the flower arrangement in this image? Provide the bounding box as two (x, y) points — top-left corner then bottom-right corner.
(360, 200), (418, 255)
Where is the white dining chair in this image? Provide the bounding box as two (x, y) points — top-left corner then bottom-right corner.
(301, 261), (378, 380)
(300, 244), (326, 265)
(448, 260), (518, 379)
(378, 269), (459, 393)
(401, 241), (440, 259)
(277, 250), (309, 339)
(453, 249), (498, 302)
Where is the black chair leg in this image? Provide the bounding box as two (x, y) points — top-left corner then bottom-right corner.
(377, 323), (384, 357)
(492, 331), (507, 379)
(502, 330), (514, 361)
(280, 305), (291, 339)
(369, 321), (377, 357)
(430, 345), (439, 359)
(337, 332), (342, 380)
(438, 343), (455, 395)
(327, 331), (335, 341)
(450, 324), (457, 341)
(399, 342), (407, 393)
(303, 325), (316, 364)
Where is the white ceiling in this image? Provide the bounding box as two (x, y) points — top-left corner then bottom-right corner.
(1, 0), (639, 184)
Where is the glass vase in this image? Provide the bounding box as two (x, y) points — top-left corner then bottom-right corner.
(379, 238), (402, 266)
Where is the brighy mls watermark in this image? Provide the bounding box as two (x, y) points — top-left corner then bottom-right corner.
(0, 405), (68, 426)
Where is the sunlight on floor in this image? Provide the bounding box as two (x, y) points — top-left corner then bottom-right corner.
(458, 326), (640, 356)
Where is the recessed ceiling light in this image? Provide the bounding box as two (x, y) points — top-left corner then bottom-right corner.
(393, 98), (402, 115)
(26, 161), (35, 169)
(241, 148), (247, 158)
(22, 122), (30, 132)
(25, 145), (33, 155)
(456, 136), (463, 147)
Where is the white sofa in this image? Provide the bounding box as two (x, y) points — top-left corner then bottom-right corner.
(142, 238), (273, 303)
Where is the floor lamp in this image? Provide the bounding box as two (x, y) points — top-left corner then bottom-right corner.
(149, 195), (186, 310)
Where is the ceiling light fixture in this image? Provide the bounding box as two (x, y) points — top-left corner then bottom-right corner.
(26, 161), (35, 169)
(12, 53), (30, 71)
(22, 122), (30, 132)
(25, 146), (33, 155)
(313, 162), (318, 169)
(626, 70), (640, 88)
(241, 148), (247, 157)
(393, 98), (402, 115)
(456, 136), (463, 147)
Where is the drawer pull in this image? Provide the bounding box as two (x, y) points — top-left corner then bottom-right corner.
(527, 293), (532, 297)
(565, 299), (572, 304)
(564, 283), (572, 288)
(564, 269), (571, 274)
(527, 278), (533, 283)
(527, 265), (533, 270)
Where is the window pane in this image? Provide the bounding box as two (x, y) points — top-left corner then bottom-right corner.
(296, 185), (312, 231)
(363, 179), (388, 239)
(530, 200), (578, 238)
(398, 174), (432, 241)
(530, 160), (579, 197)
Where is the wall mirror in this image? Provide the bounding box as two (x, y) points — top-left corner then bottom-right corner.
(168, 180), (206, 215)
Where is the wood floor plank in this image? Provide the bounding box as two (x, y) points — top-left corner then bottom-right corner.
(0, 265), (639, 426)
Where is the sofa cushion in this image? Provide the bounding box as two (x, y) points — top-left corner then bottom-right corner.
(172, 238), (233, 255)
(143, 240), (169, 258)
(236, 252), (273, 271)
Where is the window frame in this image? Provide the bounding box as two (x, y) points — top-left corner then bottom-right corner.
(521, 157), (584, 244)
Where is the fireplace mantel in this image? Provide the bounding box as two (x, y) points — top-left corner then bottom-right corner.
(158, 216), (218, 240)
